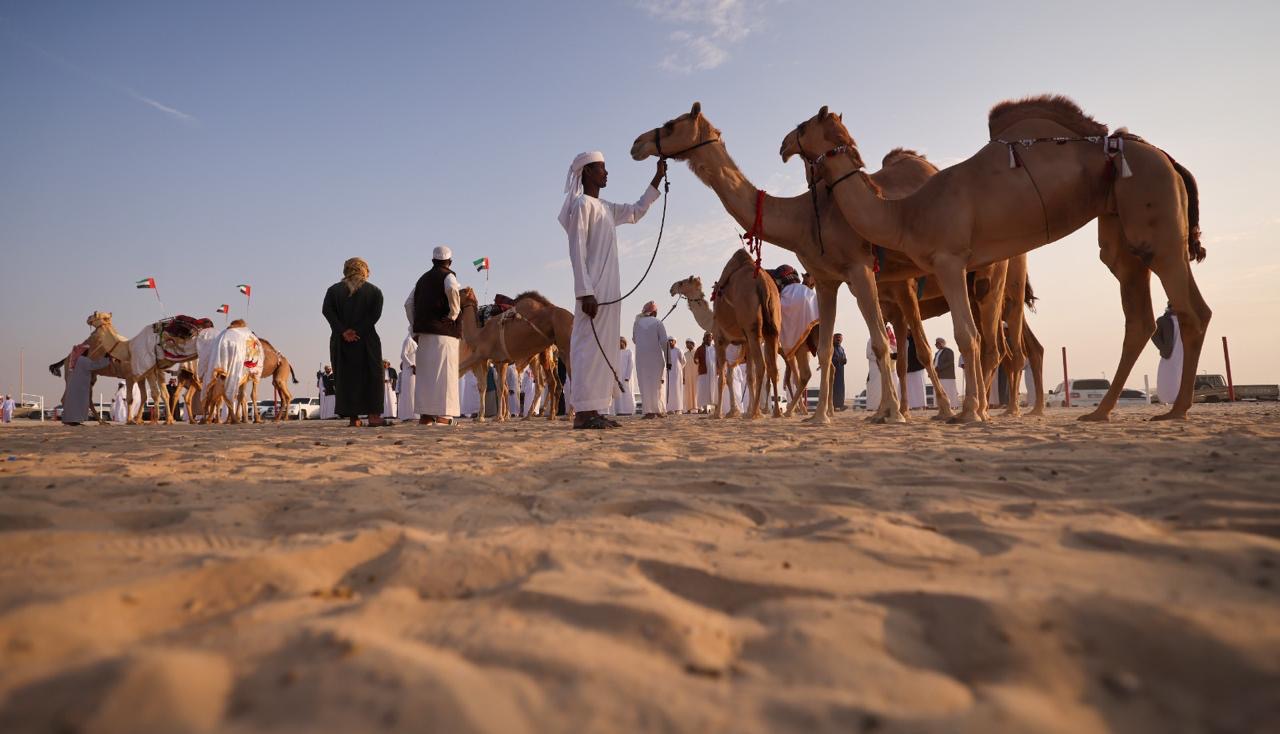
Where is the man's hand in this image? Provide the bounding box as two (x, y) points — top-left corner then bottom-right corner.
(580, 295), (599, 319)
(342, 329), (360, 343)
(650, 160), (667, 189)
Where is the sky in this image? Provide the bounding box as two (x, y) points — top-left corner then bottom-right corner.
(2, 0), (1278, 406)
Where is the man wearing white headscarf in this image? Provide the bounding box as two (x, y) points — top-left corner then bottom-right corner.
(559, 152), (665, 429)
(632, 301), (669, 418)
(614, 337), (636, 415)
(666, 337), (684, 414)
(406, 246), (461, 425)
(398, 328), (416, 421)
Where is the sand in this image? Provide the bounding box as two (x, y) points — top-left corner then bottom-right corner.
(0, 404), (1277, 733)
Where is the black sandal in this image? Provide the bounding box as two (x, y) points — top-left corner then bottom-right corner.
(574, 414), (614, 430)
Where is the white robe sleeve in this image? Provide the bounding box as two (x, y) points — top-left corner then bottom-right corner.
(445, 273), (461, 320)
(657, 322), (669, 368)
(565, 197), (594, 299)
(604, 186), (660, 226)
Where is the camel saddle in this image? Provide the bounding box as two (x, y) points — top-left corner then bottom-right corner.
(477, 294), (516, 327)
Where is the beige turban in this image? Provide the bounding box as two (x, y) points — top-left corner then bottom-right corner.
(343, 257), (370, 294)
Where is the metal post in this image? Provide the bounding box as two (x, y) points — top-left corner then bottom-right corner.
(1061, 346), (1070, 408)
(1222, 336), (1236, 402)
(18, 349), (23, 407)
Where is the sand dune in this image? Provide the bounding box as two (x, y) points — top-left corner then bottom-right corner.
(0, 404), (1277, 733)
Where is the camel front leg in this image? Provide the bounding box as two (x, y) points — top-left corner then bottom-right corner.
(975, 265), (1008, 422)
(890, 313), (911, 420)
(845, 271), (903, 424)
(474, 365), (488, 422)
(765, 343), (783, 418)
(1082, 216), (1156, 421)
(1001, 258), (1029, 417)
(935, 256), (984, 423)
(902, 291), (954, 421)
(1023, 324), (1046, 416)
(804, 281), (838, 425)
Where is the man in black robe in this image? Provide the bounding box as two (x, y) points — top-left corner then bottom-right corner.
(322, 257), (385, 426)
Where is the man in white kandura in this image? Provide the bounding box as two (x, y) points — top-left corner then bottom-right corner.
(505, 364), (520, 417)
(666, 337), (685, 414)
(398, 327), (416, 421)
(559, 151), (665, 429)
(406, 246), (461, 426)
(460, 370), (479, 418)
(520, 364), (537, 417)
(682, 339), (698, 413)
(614, 337), (636, 416)
(632, 301), (669, 418)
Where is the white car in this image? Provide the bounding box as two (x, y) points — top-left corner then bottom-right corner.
(288, 397), (321, 419)
(1047, 378), (1111, 408)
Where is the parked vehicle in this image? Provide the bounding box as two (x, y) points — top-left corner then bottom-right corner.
(1117, 388), (1151, 407)
(1191, 374), (1280, 403)
(1047, 378), (1111, 408)
(288, 397), (321, 420)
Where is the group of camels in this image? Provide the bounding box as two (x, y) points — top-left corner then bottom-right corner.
(52, 312), (299, 425)
(627, 95), (1207, 424)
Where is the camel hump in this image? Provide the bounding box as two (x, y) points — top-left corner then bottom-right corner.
(882, 147), (926, 167)
(987, 94), (1108, 138)
(513, 291), (555, 309)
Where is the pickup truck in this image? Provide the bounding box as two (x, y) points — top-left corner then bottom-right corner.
(1193, 374), (1280, 403)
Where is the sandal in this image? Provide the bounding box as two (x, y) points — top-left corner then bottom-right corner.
(574, 414), (614, 430)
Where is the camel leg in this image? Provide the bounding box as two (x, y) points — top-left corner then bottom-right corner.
(891, 312), (911, 420)
(474, 365), (487, 422)
(743, 341), (763, 420)
(846, 272), (903, 424)
(721, 350), (741, 419)
(1079, 215), (1156, 421)
(1023, 323), (1046, 416)
(1001, 257), (1029, 417)
(1146, 249), (1211, 421)
(902, 289), (954, 421)
(976, 263), (1008, 422)
(766, 344), (783, 418)
(801, 282), (838, 425)
(935, 257), (984, 423)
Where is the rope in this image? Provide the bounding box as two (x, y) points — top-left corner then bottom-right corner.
(588, 165), (672, 393)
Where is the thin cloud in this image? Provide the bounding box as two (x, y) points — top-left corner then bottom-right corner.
(638, 0), (762, 74)
(3, 24), (198, 125)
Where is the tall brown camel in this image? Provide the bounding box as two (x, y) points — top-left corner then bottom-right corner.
(634, 103), (937, 424)
(669, 250), (783, 419)
(783, 96), (1208, 421)
(457, 289), (572, 423)
(84, 312), (202, 425)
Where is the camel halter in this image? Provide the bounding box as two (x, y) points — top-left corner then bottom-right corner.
(792, 121), (831, 255)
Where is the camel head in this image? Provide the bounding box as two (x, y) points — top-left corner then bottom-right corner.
(780, 106), (866, 171)
(630, 101), (720, 161)
(87, 311), (113, 329)
(459, 287), (478, 311)
(670, 276), (704, 299)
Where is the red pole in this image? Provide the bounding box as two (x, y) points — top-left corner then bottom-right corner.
(1222, 336), (1235, 402)
(1061, 346), (1070, 408)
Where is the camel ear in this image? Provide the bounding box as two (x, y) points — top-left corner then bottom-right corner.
(690, 101), (701, 116)
(818, 105), (829, 119)
(837, 113), (843, 121)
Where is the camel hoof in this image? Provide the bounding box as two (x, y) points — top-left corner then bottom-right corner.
(804, 413), (831, 426)
(725, 409), (741, 419)
(1150, 411), (1186, 422)
(1077, 411), (1111, 423)
(947, 412), (981, 424)
(1029, 408), (1046, 417)
(930, 412), (950, 422)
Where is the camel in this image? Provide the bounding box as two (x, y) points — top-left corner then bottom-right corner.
(783, 96), (1209, 421)
(634, 103), (940, 425)
(84, 312), (206, 425)
(238, 338), (300, 423)
(457, 289), (572, 423)
(517, 347), (559, 419)
(669, 253), (783, 420)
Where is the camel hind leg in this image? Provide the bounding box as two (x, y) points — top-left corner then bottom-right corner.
(1080, 214), (1157, 421)
(1149, 247), (1211, 421)
(1023, 323), (1046, 416)
(846, 270), (904, 424)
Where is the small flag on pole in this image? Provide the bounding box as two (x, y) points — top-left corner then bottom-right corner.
(473, 257), (490, 272)
(135, 277), (156, 290)
(217, 304), (229, 314)
(237, 284), (251, 297)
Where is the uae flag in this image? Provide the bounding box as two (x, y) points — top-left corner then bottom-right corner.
(135, 277), (156, 290)
(237, 284), (251, 297)
(473, 257), (490, 272)
(217, 304), (230, 314)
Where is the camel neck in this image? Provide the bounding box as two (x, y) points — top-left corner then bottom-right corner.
(823, 154), (902, 249)
(685, 143), (810, 252)
(685, 295), (716, 332)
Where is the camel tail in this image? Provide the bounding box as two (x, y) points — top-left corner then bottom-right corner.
(49, 359), (65, 377)
(759, 279), (781, 340)
(289, 364), (299, 384)
(1024, 279), (1038, 312)
(1169, 158), (1204, 263)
